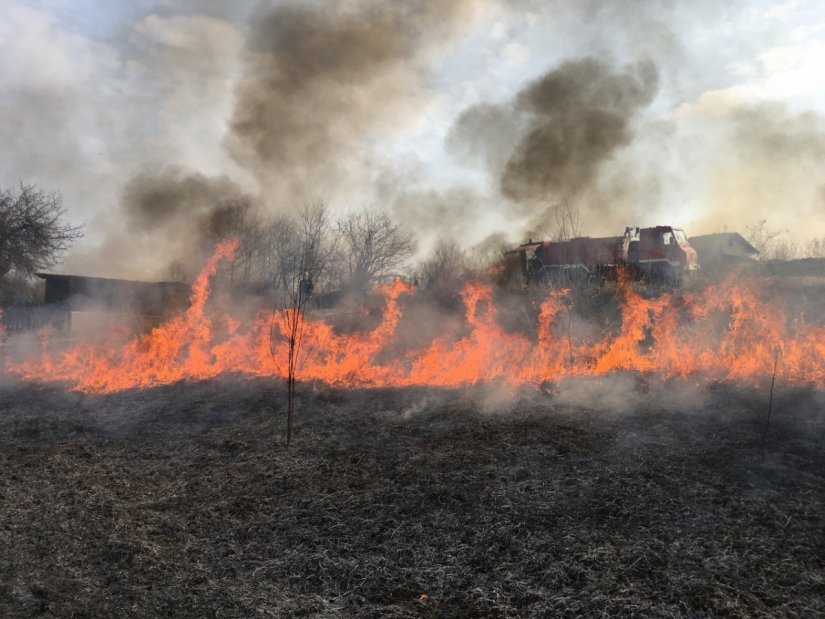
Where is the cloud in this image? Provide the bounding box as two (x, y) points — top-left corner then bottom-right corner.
(674, 85), (760, 119)
(0, 4), (122, 220)
(501, 42), (529, 66)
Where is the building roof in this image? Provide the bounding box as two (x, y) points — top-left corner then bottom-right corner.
(688, 233), (758, 257)
(35, 272), (190, 314)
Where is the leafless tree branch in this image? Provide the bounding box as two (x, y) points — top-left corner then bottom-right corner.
(0, 184), (83, 282)
(337, 209), (416, 291)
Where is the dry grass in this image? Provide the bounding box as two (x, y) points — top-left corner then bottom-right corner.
(0, 377), (823, 617)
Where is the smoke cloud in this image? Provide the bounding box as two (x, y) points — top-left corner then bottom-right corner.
(123, 166), (248, 231)
(122, 166), (258, 277)
(502, 58), (659, 202)
(87, 0), (493, 279)
(391, 186), (487, 246)
(6, 0), (825, 278)
(226, 0), (489, 202)
(60, 166), (254, 281)
(449, 57), (660, 231)
(688, 102), (825, 240)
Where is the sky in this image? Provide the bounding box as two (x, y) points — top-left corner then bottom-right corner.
(1, 0), (824, 278)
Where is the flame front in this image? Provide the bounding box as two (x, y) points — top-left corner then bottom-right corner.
(6, 243), (825, 393)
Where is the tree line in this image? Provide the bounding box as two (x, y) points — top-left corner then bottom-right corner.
(189, 199), (417, 296)
(188, 197), (503, 300)
(0, 183), (507, 306)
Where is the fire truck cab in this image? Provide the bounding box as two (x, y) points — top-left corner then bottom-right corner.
(629, 226), (699, 282)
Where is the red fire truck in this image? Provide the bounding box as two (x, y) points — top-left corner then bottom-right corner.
(509, 226), (700, 285)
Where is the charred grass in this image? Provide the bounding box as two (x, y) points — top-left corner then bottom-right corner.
(0, 378), (824, 617)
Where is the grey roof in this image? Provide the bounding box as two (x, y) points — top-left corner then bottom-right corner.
(689, 233), (758, 256)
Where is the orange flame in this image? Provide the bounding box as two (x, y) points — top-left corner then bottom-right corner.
(5, 242), (825, 394)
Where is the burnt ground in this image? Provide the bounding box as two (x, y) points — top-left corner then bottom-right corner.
(0, 377), (823, 618)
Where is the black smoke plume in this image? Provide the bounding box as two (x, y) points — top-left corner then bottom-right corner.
(121, 165), (252, 277)
(225, 0), (485, 200)
(451, 57), (659, 209)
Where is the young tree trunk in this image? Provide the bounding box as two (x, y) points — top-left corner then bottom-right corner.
(269, 202), (333, 447)
(760, 348), (780, 458)
(286, 313), (300, 447)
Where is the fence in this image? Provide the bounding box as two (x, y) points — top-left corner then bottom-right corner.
(1, 303), (70, 334)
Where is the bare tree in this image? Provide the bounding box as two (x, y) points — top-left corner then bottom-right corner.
(764, 235), (825, 260)
(164, 260), (190, 283)
(201, 197), (258, 285)
(551, 199), (581, 241)
(337, 209), (416, 291)
(418, 238), (467, 290)
(270, 203), (335, 446)
(768, 240), (800, 261)
(0, 184), (83, 283)
(263, 215), (299, 289)
(744, 220), (786, 259)
(805, 237), (825, 258)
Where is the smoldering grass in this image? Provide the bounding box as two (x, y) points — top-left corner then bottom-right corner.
(0, 378), (823, 617)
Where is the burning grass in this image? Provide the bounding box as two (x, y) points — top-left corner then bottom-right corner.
(6, 242), (825, 395)
(1, 377), (823, 617)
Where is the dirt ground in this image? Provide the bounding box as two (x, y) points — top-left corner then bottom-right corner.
(1, 376), (823, 618)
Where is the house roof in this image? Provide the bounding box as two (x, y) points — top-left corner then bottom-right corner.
(35, 273), (186, 287)
(688, 233), (758, 256)
(35, 272), (190, 313)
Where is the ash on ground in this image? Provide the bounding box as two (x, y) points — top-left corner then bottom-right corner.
(1, 378), (823, 618)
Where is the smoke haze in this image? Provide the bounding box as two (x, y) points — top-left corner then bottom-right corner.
(226, 0), (490, 202)
(1, 0), (825, 277)
(694, 102), (825, 238)
(448, 57), (660, 233)
(502, 58), (658, 202)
